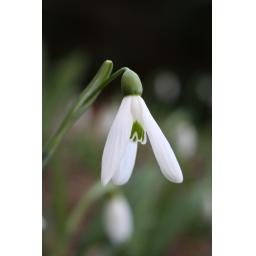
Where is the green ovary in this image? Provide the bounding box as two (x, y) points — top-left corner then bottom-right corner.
(130, 121), (145, 142)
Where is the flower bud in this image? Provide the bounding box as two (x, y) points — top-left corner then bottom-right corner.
(121, 69), (143, 96)
(104, 195), (133, 244)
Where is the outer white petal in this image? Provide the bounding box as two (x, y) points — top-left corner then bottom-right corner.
(101, 97), (133, 185)
(139, 97), (183, 183)
(112, 141), (138, 185)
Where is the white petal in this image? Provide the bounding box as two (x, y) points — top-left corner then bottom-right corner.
(131, 96), (143, 122)
(130, 96), (147, 144)
(101, 97), (133, 185)
(139, 97), (183, 183)
(112, 141), (138, 185)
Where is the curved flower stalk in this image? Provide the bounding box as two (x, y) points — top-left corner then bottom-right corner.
(101, 69), (183, 185)
(104, 195), (133, 244)
(43, 60), (128, 167)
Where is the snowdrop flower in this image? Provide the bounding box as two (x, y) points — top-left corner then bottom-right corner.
(101, 69), (183, 185)
(104, 195), (133, 244)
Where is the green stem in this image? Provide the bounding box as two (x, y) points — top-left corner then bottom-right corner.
(43, 60), (127, 168)
(53, 183), (116, 256)
(66, 183), (115, 236)
(75, 67), (127, 119)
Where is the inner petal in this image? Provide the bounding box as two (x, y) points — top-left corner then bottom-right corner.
(129, 120), (147, 144)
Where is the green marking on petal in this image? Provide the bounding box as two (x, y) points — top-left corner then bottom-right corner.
(130, 121), (145, 143)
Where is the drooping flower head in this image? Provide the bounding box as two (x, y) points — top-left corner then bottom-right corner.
(101, 69), (183, 185)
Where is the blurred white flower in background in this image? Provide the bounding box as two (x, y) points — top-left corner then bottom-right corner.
(175, 121), (198, 159)
(154, 71), (181, 103)
(104, 195), (133, 244)
(164, 110), (198, 159)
